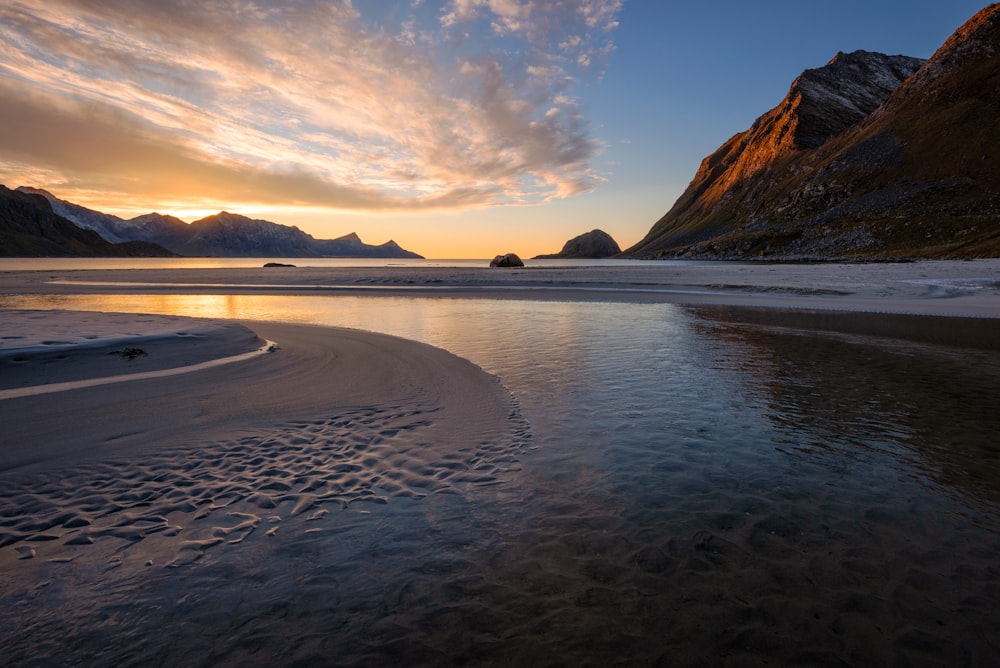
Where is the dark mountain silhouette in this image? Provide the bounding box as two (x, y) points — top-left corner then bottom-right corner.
(0, 185), (174, 257)
(15, 188), (423, 259)
(625, 4), (1000, 259)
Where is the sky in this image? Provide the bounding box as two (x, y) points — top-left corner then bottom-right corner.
(0, 1), (992, 258)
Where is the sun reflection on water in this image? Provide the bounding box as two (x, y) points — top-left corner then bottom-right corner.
(2, 292), (1000, 664)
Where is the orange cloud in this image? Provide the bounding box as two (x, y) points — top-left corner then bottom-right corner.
(0, 0), (621, 213)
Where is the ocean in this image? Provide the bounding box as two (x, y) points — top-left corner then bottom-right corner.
(0, 257), (665, 271)
(2, 291), (999, 664)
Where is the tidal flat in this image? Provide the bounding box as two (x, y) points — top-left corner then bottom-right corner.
(1, 261), (999, 665)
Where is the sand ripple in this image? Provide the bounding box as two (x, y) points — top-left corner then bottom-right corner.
(0, 401), (530, 571)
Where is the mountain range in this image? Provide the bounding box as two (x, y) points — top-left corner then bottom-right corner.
(0, 185), (174, 257)
(2, 186), (422, 258)
(625, 4), (1000, 260)
(5, 5), (997, 262)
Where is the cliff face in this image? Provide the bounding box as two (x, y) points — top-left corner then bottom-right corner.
(626, 4), (1000, 259)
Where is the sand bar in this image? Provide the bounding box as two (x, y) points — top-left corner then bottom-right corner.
(0, 306), (528, 638)
(0, 312), (522, 476)
(0, 310), (266, 393)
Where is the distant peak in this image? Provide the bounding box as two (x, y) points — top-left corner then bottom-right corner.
(15, 185), (55, 198)
(801, 51), (924, 83)
(826, 50), (865, 65)
(129, 211), (187, 224)
(197, 211), (250, 224)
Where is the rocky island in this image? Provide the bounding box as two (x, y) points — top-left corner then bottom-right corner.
(534, 229), (621, 259)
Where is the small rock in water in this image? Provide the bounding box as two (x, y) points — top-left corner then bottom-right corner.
(263, 262), (296, 268)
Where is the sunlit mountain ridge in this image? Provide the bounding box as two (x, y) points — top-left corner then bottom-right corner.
(8, 187), (423, 258)
(626, 4), (1000, 260)
(0, 185), (174, 257)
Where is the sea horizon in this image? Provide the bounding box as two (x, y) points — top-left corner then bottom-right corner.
(0, 256), (680, 272)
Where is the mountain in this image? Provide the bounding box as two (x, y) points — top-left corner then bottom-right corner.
(174, 212), (423, 258)
(0, 185), (174, 257)
(17, 186), (137, 244)
(126, 212), (195, 252)
(534, 229), (622, 258)
(15, 188), (424, 259)
(625, 4), (1000, 260)
(167, 211), (318, 257)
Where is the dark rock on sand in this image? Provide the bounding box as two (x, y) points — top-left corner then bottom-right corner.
(263, 262), (296, 267)
(490, 253), (524, 267)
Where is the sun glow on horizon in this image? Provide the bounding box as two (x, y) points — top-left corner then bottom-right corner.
(2, 1), (976, 258)
(0, 1), (623, 227)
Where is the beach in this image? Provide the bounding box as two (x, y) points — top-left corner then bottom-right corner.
(2, 258), (1000, 318)
(1, 259), (999, 665)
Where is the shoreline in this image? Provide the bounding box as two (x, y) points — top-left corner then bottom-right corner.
(0, 315), (523, 476)
(0, 337), (275, 400)
(0, 310), (266, 392)
(1, 258), (998, 318)
(1, 259), (998, 467)
(1, 266), (998, 665)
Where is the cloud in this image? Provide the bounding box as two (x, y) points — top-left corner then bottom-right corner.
(0, 0), (622, 212)
(0, 80), (410, 209)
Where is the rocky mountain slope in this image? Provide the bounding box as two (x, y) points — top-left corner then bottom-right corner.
(625, 4), (1000, 260)
(0, 186), (174, 257)
(15, 188), (423, 259)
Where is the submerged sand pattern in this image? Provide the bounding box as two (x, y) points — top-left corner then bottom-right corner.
(0, 400), (529, 572)
(2, 266), (999, 665)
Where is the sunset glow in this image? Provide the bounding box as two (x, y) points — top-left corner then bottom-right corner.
(0, 1), (989, 257)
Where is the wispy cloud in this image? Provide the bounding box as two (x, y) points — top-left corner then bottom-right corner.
(0, 0), (622, 212)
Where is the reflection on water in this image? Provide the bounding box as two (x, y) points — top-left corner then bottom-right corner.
(2, 293), (999, 665)
(691, 306), (1000, 507)
(0, 257), (662, 271)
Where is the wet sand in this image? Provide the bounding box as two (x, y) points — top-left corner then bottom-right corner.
(0, 261), (998, 665)
(0, 258), (996, 548)
(0, 310), (268, 396)
(0, 308), (526, 552)
(2, 257), (1000, 317)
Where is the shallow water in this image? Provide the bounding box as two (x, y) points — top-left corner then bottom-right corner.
(0, 256), (677, 271)
(2, 294), (999, 665)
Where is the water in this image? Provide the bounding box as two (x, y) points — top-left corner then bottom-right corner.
(2, 294), (999, 665)
(0, 257), (676, 271)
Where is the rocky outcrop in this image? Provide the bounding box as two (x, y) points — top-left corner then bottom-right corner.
(625, 5), (1000, 260)
(489, 253), (524, 267)
(535, 229), (622, 258)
